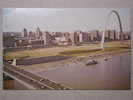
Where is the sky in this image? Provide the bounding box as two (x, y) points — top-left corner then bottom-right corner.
(3, 8), (130, 32)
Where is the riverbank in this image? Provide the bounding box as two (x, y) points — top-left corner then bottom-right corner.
(5, 40), (130, 73)
(5, 41), (130, 60)
(21, 49), (130, 73)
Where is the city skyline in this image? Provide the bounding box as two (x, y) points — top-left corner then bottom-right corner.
(3, 8), (130, 32)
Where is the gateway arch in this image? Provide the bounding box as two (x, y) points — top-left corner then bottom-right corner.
(101, 10), (123, 49)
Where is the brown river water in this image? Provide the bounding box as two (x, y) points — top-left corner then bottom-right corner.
(37, 52), (131, 90)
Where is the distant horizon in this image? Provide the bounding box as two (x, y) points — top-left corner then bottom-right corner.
(3, 28), (131, 33)
(3, 8), (130, 32)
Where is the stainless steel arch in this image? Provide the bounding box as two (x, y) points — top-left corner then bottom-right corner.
(101, 10), (123, 49)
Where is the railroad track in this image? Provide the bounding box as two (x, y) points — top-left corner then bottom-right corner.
(3, 62), (72, 90)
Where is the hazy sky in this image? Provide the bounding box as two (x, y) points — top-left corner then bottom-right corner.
(3, 8), (130, 32)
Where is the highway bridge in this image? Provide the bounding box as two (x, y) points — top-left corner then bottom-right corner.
(3, 61), (72, 90)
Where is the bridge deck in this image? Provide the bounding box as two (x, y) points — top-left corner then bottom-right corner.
(3, 62), (72, 90)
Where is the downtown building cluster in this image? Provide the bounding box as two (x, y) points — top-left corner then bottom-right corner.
(3, 27), (131, 49)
